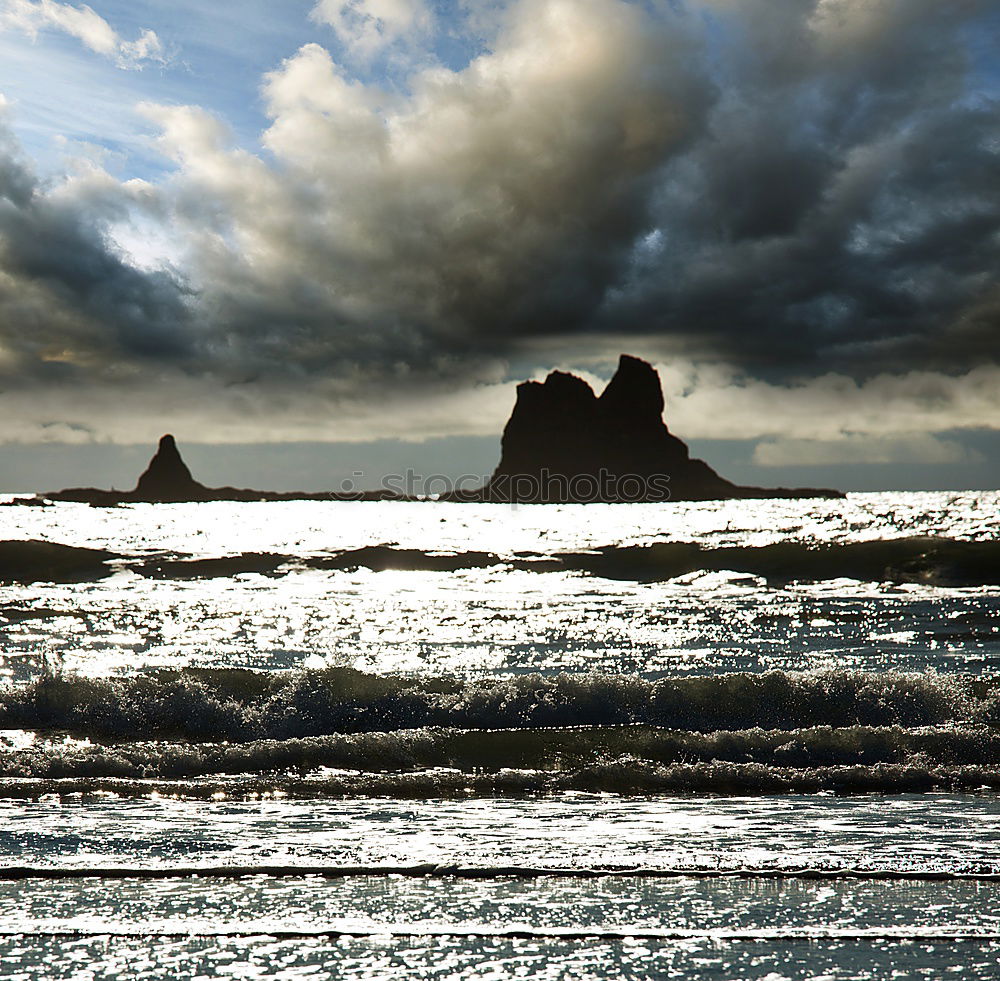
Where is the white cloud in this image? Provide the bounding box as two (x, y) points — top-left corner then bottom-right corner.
(0, 0), (164, 68)
(752, 433), (986, 467)
(310, 0), (433, 60)
(651, 362), (1000, 442)
(118, 27), (164, 68)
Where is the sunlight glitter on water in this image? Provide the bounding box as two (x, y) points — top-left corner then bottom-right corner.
(0, 491), (997, 682)
(2, 492), (998, 556)
(1, 567), (997, 680)
(2, 795), (999, 873)
(0, 492), (997, 978)
(0, 933), (997, 981)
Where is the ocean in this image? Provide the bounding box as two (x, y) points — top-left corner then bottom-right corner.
(0, 491), (998, 979)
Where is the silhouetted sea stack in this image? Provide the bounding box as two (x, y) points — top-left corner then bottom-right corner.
(132, 435), (210, 502)
(45, 434), (214, 505)
(455, 355), (843, 503)
(43, 435), (401, 505)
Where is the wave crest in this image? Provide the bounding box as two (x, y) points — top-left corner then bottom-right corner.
(0, 667), (992, 742)
(2, 723), (999, 781)
(0, 762), (999, 799)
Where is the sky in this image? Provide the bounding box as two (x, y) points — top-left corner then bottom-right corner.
(0, 0), (998, 493)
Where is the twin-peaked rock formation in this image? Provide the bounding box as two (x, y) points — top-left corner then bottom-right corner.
(461, 355), (841, 502)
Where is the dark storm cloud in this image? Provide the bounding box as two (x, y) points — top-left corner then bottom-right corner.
(606, 0), (1000, 373)
(0, 115), (193, 380)
(136, 0), (716, 383)
(131, 0), (999, 383)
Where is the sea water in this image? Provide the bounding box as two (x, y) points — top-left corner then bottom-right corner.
(0, 491), (997, 978)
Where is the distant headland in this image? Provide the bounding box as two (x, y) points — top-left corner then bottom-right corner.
(39, 356), (843, 504)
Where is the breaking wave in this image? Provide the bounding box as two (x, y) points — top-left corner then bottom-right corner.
(1, 667), (994, 741)
(2, 536), (1000, 586)
(3, 723), (1000, 780)
(0, 762), (999, 800)
(1, 667), (997, 798)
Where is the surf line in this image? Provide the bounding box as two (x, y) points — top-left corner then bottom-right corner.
(3, 927), (1000, 943)
(1, 865), (998, 882)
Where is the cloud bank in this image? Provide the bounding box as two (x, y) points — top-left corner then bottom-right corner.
(0, 0), (997, 455)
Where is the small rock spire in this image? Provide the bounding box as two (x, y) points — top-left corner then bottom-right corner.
(132, 434), (208, 502)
